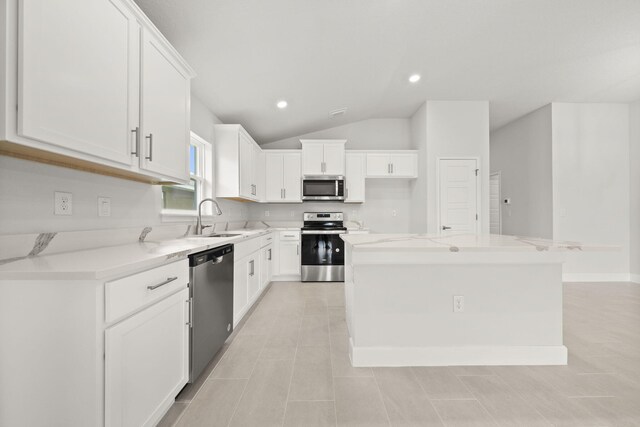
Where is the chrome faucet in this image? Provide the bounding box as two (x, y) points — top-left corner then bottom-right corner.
(195, 198), (223, 235)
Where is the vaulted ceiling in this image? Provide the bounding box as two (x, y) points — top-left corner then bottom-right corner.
(135, 0), (640, 143)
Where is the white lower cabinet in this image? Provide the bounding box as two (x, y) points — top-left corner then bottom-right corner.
(233, 234), (273, 326)
(261, 244), (273, 289)
(105, 288), (189, 427)
(279, 241), (300, 275)
(0, 259), (190, 427)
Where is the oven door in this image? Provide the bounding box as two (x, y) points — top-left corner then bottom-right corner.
(302, 177), (345, 201)
(300, 231), (345, 281)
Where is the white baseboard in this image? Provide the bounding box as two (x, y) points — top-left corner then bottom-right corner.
(271, 274), (301, 282)
(349, 338), (567, 367)
(630, 273), (640, 284)
(563, 273), (631, 283)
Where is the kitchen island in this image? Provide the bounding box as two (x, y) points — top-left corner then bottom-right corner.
(341, 233), (603, 367)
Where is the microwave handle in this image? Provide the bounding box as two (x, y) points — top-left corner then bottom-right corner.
(335, 180), (338, 196)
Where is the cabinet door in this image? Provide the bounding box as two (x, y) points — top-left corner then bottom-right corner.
(233, 259), (248, 324)
(302, 142), (324, 175)
(390, 153), (418, 178)
(140, 29), (190, 183)
(105, 288), (189, 427)
(18, 0), (139, 166)
(279, 241), (300, 275)
(282, 153), (302, 202)
(323, 143), (346, 175)
(260, 245), (273, 289)
(366, 153), (391, 177)
(265, 153), (284, 201)
(345, 153), (365, 203)
(255, 148), (266, 201)
(247, 256), (260, 302)
(238, 134), (254, 199)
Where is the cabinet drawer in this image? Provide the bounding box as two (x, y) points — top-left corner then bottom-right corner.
(105, 260), (189, 323)
(260, 233), (274, 247)
(280, 231), (300, 241)
(234, 238), (261, 260)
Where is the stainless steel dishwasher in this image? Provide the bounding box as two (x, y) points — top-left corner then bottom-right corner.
(188, 244), (234, 383)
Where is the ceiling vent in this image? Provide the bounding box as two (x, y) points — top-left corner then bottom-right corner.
(329, 108), (347, 118)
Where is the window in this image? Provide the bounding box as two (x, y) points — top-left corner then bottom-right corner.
(161, 132), (212, 214)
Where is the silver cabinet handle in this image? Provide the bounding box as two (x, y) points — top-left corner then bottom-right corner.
(145, 133), (153, 161)
(186, 297), (193, 327)
(268, 248), (272, 260)
(388, 163), (391, 174)
(296, 244), (299, 255)
(249, 259), (254, 276)
(147, 276), (177, 290)
(391, 163), (394, 174)
(283, 188), (286, 199)
(131, 127), (140, 157)
(346, 188), (349, 199)
(442, 226), (452, 230)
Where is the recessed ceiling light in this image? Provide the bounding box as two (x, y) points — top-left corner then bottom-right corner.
(408, 74), (421, 83)
(276, 100), (288, 109)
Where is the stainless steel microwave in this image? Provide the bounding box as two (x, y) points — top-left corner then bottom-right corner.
(302, 176), (345, 201)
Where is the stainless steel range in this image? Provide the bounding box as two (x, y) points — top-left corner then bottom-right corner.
(300, 212), (346, 282)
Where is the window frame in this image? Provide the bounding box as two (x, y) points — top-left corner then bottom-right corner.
(161, 132), (213, 218)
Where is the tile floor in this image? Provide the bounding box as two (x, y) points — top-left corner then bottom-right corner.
(158, 281), (640, 426)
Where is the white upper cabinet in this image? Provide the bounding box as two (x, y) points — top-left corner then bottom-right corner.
(17, 0), (139, 166)
(215, 125), (263, 202)
(264, 150), (302, 203)
(254, 144), (266, 201)
(5, 0), (195, 183)
(282, 153), (302, 201)
(301, 140), (346, 176)
(365, 151), (418, 178)
(345, 152), (365, 203)
(139, 28), (191, 182)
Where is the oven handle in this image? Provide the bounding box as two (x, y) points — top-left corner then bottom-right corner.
(301, 230), (346, 235)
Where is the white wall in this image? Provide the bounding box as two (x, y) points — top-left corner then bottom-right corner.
(425, 101), (490, 234)
(490, 105), (553, 238)
(552, 103), (630, 281)
(409, 103), (428, 233)
(261, 118), (412, 150)
(0, 95), (247, 235)
(249, 118), (414, 233)
(630, 101), (640, 282)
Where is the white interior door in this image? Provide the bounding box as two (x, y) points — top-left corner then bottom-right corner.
(490, 172), (502, 234)
(438, 159), (478, 234)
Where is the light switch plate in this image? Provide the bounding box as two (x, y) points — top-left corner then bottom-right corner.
(54, 191), (73, 215)
(98, 197), (111, 217)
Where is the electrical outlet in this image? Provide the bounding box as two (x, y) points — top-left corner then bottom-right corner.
(98, 197), (111, 217)
(453, 296), (464, 313)
(54, 191), (73, 215)
(264, 210), (270, 217)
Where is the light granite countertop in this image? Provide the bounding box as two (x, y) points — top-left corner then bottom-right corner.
(341, 233), (614, 252)
(0, 228), (294, 281)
